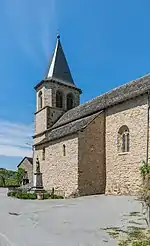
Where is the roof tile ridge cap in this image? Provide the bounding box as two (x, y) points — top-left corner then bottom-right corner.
(51, 73), (150, 129)
(106, 73), (150, 92)
(75, 74), (150, 107)
(82, 73), (150, 103)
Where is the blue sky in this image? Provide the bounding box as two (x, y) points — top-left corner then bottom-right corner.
(0, 0), (150, 169)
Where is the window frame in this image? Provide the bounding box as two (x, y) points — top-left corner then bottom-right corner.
(67, 93), (74, 110)
(118, 125), (130, 154)
(56, 90), (63, 108)
(38, 91), (43, 110)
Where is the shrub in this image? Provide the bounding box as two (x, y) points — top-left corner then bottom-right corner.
(43, 192), (50, 199)
(7, 191), (37, 200)
(7, 189), (64, 200)
(50, 187), (64, 199)
(51, 194), (64, 199)
(43, 192), (64, 199)
(7, 191), (16, 197)
(139, 161), (150, 228)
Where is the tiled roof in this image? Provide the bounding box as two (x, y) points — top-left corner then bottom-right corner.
(35, 35), (76, 89)
(35, 74), (150, 146)
(17, 157), (33, 168)
(36, 112), (101, 145)
(52, 74), (150, 129)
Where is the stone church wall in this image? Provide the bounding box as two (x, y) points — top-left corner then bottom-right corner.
(35, 107), (47, 135)
(78, 112), (105, 196)
(34, 134), (79, 197)
(105, 94), (148, 195)
(44, 82), (80, 110)
(47, 106), (64, 128)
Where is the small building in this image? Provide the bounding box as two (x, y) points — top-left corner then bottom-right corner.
(17, 157), (33, 185)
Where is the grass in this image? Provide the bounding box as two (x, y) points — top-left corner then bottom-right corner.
(129, 212), (141, 217)
(102, 211), (150, 246)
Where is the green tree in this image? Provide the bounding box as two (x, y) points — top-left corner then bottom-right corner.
(16, 168), (25, 186)
(0, 169), (8, 187)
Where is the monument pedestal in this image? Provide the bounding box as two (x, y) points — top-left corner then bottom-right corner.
(33, 172), (43, 191)
(32, 157), (44, 199)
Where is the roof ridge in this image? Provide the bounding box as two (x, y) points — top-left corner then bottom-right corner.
(76, 73), (150, 108)
(51, 73), (150, 129)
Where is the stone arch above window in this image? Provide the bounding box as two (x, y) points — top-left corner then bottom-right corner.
(38, 91), (43, 110)
(118, 125), (129, 153)
(56, 90), (63, 108)
(67, 93), (74, 110)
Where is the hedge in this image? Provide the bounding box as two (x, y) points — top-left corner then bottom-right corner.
(7, 191), (64, 200)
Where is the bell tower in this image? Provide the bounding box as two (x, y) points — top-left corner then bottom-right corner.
(33, 35), (82, 143)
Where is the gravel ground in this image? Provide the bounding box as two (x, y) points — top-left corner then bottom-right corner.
(0, 188), (144, 246)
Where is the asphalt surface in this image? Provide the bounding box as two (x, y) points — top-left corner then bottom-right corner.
(0, 188), (144, 246)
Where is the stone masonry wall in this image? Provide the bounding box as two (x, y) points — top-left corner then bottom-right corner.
(105, 94), (148, 195)
(34, 134), (79, 197)
(44, 81), (80, 110)
(34, 107), (47, 135)
(78, 112), (105, 196)
(47, 106), (64, 128)
(34, 81), (80, 138)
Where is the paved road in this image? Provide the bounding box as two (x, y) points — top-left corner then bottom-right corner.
(0, 188), (144, 246)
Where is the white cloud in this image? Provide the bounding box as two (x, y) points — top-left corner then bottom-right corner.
(0, 119), (33, 157)
(4, 1), (57, 65)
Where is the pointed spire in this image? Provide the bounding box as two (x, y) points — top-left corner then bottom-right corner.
(46, 35), (75, 85)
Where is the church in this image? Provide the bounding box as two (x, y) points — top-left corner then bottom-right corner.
(33, 35), (150, 197)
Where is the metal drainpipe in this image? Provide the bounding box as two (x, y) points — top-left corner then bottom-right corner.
(146, 91), (150, 163)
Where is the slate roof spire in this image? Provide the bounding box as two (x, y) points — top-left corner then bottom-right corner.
(46, 35), (75, 85)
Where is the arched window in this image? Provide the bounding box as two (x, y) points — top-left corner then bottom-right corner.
(118, 125), (129, 153)
(42, 148), (45, 160)
(63, 144), (66, 156)
(67, 93), (74, 110)
(38, 91), (43, 110)
(56, 90), (63, 108)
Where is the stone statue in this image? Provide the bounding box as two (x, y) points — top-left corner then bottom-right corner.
(36, 157), (40, 173)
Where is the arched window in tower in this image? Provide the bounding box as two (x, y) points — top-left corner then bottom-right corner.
(56, 90), (63, 108)
(118, 125), (130, 153)
(38, 91), (43, 110)
(67, 93), (74, 110)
